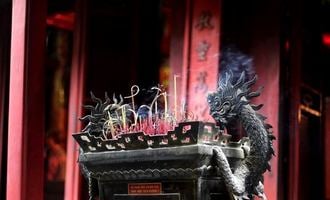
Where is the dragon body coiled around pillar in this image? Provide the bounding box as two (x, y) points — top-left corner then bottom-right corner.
(207, 63), (275, 199)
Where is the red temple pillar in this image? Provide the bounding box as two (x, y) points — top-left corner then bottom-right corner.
(248, 2), (280, 199)
(287, 1), (303, 199)
(64, 0), (87, 200)
(6, 0), (47, 199)
(170, 0), (221, 121)
(252, 42), (280, 200)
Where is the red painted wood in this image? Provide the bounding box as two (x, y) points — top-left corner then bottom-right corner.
(47, 12), (75, 31)
(245, 2), (281, 199)
(288, 12), (302, 200)
(6, 1), (26, 198)
(168, 0), (187, 112)
(64, 1), (87, 199)
(325, 98), (330, 200)
(7, 0), (47, 199)
(188, 0), (220, 121)
(179, 0), (221, 121)
(170, 0), (192, 112)
(288, 68), (301, 200)
(252, 40), (280, 200)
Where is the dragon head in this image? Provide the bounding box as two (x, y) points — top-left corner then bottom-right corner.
(207, 71), (258, 127)
(207, 91), (235, 126)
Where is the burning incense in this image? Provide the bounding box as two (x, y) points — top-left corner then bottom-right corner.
(155, 101), (158, 115)
(124, 85), (139, 111)
(150, 86), (161, 117)
(163, 92), (168, 119)
(106, 112), (115, 138)
(128, 108), (138, 127)
(121, 106), (126, 131)
(139, 116), (142, 130)
(174, 75), (179, 120)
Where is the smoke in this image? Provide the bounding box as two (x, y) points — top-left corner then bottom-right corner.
(219, 46), (255, 83)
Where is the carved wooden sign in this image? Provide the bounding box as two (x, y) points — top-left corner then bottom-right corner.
(195, 11), (214, 30)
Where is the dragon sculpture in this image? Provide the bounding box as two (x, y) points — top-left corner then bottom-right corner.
(207, 49), (275, 200)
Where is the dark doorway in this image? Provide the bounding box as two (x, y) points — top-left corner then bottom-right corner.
(0, 0), (12, 199)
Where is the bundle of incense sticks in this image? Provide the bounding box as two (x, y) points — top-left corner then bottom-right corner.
(100, 75), (196, 139)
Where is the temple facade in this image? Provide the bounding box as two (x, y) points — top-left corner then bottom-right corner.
(0, 0), (329, 199)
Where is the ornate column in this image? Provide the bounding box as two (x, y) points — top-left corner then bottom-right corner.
(6, 0), (47, 199)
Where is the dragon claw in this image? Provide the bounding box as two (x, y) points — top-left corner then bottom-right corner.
(255, 182), (267, 200)
(232, 192), (250, 200)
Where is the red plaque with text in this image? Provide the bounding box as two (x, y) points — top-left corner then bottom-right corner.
(128, 183), (162, 195)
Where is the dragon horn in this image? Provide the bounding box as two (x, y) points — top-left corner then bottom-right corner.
(90, 91), (102, 104)
(218, 78), (224, 91)
(225, 71), (233, 86)
(83, 105), (94, 110)
(246, 86), (264, 100)
(113, 93), (118, 104)
(242, 74), (257, 90)
(234, 71), (245, 89)
(104, 92), (111, 104)
(236, 89), (249, 100)
(118, 95), (124, 106)
(251, 104), (264, 111)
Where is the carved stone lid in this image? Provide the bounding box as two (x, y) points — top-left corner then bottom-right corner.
(74, 121), (249, 153)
